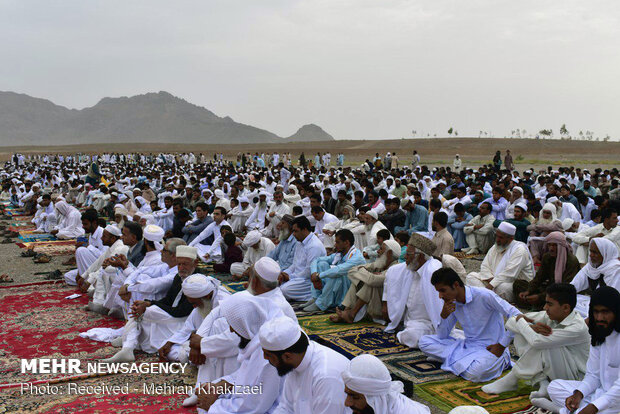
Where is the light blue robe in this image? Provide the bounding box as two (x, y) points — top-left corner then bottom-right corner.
(419, 286), (521, 382)
(267, 234), (297, 272)
(310, 247), (365, 310)
(395, 205), (429, 235)
(448, 213), (473, 250)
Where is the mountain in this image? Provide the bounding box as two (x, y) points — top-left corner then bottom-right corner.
(0, 91), (335, 146)
(286, 124), (335, 142)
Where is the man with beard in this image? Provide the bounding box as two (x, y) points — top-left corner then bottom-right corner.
(463, 202), (496, 255)
(229, 230), (275, 280)
(395, 198), (429, 235)
(342, 354), (430, 414)
(267, 215), (297, 271)
(64, 208), (103, 285)
(102, 245), (197, 363)
(360, 209), (389, 251)
(527, 203), (564, 265)
(312, 205), (339, 245)
(419, 268), (521, 382)
(570, 238), (620, 317)
(482, 284), (589, 412)
(259, 316), (350, 414)
(262, 190), (291, 238)
(158, 274), (230, 363)
(196, 294), (283, 413)
(466, 222), (535, 302)
(572, 208), (618, 264)
(383, 233), (444, 348)
(245, 191), (270, 230)
(228, 197), (253, 233)
(549, 196), (582, 226)
(548, 286), (620, 414)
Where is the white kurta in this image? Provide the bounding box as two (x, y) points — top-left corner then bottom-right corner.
(230, 238), (275, 276)
(572, 224), (615, 264)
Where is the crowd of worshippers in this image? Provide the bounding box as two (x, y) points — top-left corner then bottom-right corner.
(2, 153), (620, 414)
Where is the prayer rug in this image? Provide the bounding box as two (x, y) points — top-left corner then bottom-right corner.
(222, 281), (247, 293)
(7, 223), (36, 232)
(18, 233), (56, 242)
(15, 240), (76, 255)
(0, 283), (124, 386)
(379, 351), (455, 385)
(298, 314), (380, 335)
(452, 251), (484, 260)
(414, 376), (534, 414)
(10, 215), (34, 222)
(314, 326), (411, 359)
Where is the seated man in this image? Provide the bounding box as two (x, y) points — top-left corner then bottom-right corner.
(571, 208), (618, 264)
(394, 198), (428, 235)
(466, 222), (535, 302)
(362, 229), (392, 262)
(517, 232), (580, 309)
(342, 354), (430, 414)
(158, 274), (230, 363)
(527, 203), (564, 265)
(482, 284), (589, 412)
(547, 287), (620, 414)
(570, 238), (620, 318)
(182, 202), (212, 244)
(463, 201), (496, 255)
(244, 191), (269, 230)
(189, 206), (230, 261)
(123, 221), (145, 267)
(448, 203), (473, 251)
(278, 216), (326, 301)
(103, 245), (198, 363)
(259, 316), (351, 414)
(227, 196), (253, 233)
(51, 200), (86, 240)
(331, 238), (401, 324)
(262, 190), (291, 239)
(311, 205), (338, 245)
(493, 202), (530, 243)
(229, 230), (275, 279)
(304, 229), (365, 312)
(379, 197), (406, 235)
(212, 232), (243, 274)
(431, 212), (455, 256)
(266, 214), (297, 271)
(65, 208), (105, 286)
(32, 194), (56, 233)
(419, 268), (521, 382)
(383, 234), (444, 348)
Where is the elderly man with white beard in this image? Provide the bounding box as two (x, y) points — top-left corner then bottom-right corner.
(466, 222), (535, 302)
(359, 209), (389, 251)
(229, 230), (275, 280)
(262, 190), (290, 238)
(383, 233), (444, 348)
(228, 197), (253, 233)
(266, 215), (297, 272)
(549, 196), (582, 224)
(245, 191), (270, 230)
(102, 245), (198, 363)
(527, 203), (564, 265)
(342, 354), (430, 414)
(158, 274), (230, 363)
(196, 294), (283, 414)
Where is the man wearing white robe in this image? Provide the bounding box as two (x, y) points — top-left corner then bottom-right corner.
(158, 274), (230, 363)
(245, 191), (270, 230)
(466, 222), (534, 302)
(102, 244), (198, 362)
(384, 234), (444, 348)
(549, 197), (582, 225)
(228, 197), (253, 233)
(189, 207), (230, 260)
(571, 208), (618, 264)
(548, 287), (620, 414)
(260, 316), (351, 414)
(463, 202), (496, 254)
(311, 205), (339, 245)
(482, 283), (589, 411)
(32, 195), (56, 233)
(342, 354), (430, 414)
(65, 209), (104, 286)
(196, 294), (283, 414)
(419, 268), (521, 382)
(229, 230), (275, 278)
(51, 200), (85, 241)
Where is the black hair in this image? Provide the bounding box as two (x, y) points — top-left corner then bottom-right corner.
(269, 332), (309, 357)
(601, 208), (617, 221)
(454, 203), (465, 214)
(310, 194), (322, 203)
(431, 267), (464, 287)
(124, 221), (143, 241)
(223, 232), (236, 246)
(433, 211), (448, 228)
(429, 198), (442, 209)
(377, 229), (391, 241)
(195, 202), (208, 211)
(311, 205), (324, 214)
(335, 229), (355, 246)
(292, 215), (312, 231)
(214, 206), (227, 215)
(395, 231), (409, 244)
(546, 283), (577, 311)
(81, 209), (98, 223)
(292, 206), (303, 216)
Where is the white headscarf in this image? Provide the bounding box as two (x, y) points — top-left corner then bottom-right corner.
(581, 238), (620, 282)
(539, 202), (558, 224)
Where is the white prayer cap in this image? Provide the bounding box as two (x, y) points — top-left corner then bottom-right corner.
(366, 210), (378, 220)
(449, 407), (489, 414)
(104, 224), (122, 237)
(238, 196), (250, 204)
(259, 316), (302, 351)
(512, 186), (523, 194)
(547, 196), (559, 203)
(143, 225), (165, 250)
(176, 245), (197, 259)
(258, 191), (268, 197)
(562, 218), (575, 231)
(514, 202), (528, 212)
(182, 274), (219, 298)
(221, 294), (272, 340)
(214, 189), (225, 198)
(342, 354), (403, 398)
(117, 193), (127, 201)
(254, 257), (281, 282)
(242, 230), (262, 247)
(382, 239), (402, 258)
(497, 222), (516, 236)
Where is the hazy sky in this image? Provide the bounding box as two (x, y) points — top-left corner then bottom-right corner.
(1, 0), (619, 140)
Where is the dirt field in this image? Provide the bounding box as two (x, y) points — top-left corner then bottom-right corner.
(1, 137), (619, 170)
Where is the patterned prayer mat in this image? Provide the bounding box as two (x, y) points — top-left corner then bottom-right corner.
(379, 351), (455, 385)
(222, 281), (247, 293)
(10, 215), (34, 222)
(7, 223), (36, 232)
(298, 314), (380, 335)
(16, 239), (76, 255)
(18, 232), (57, 242)
(414, 375), (535, 414)
(313, 326), (411, 359)
(0, 282), (124, 386)
(452, 251), (484, 260)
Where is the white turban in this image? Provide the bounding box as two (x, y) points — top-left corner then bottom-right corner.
(254, 257), (280, 282)
(221, 294), (279, 341)
(547, 196), (559, 204)
(341, 354), (409, 414)
(382, 239), (402, 258)
(104, 224), (122, 237)
(238, 196), (250, 204)
(562, 218), (575, 231)
(367, 210), (378, 220)
(497, 222), (516, 236)
(512, 186), (523, 194)
(542, 202), (558, 221)
(214, 189), (225, 198)
(182, 274), (219, 298)
(514, 202), (528, 213)
(242, 230), (262, 248)
(259, 315), (302, 351)
(176, 245), (197, 259)
(144, 224), (165, 250)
